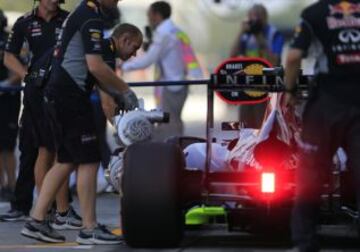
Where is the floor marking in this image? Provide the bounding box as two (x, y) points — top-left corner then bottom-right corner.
(112, 228), (122, 236)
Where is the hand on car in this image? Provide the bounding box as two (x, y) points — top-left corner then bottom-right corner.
(114, 89), (139, 111)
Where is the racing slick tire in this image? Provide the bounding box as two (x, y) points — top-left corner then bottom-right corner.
(121, 142), (185, 247)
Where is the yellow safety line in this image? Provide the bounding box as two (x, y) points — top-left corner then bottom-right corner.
(111, 228), (122, 236)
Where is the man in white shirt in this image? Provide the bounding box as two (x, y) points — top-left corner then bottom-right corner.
(122, 1), (202, 139)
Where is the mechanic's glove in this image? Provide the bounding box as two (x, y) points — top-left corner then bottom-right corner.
(114, 89), (139, 111)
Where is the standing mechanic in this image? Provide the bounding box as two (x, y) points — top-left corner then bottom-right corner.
(22, 0), (142, 244)
(285, 0), (360, 251)
(122, 1), (203, 140)
(0, 0), (81, 228)
(0, 9), (21, 201)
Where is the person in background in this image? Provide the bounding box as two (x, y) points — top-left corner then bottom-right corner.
(122, 1), (203, 140)
(0, 9), (21, 202)
(230, 4), (284, 129)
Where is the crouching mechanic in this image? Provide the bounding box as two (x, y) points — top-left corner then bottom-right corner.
(21, 1), (142, 246)
(285, 0), (360, 251)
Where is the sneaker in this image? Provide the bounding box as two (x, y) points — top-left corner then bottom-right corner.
(0, 209), (28, 222)
(21, 219), (65, 243)
(51, 206), (83, 230)
(76, 224), (123, 245)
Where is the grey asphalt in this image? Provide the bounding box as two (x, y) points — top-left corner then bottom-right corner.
(0, 194), (359, 252)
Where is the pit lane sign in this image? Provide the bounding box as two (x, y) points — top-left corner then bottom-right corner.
(214, 57), (272, 105)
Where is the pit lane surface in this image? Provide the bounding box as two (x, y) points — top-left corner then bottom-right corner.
(0, 194), (358, 252)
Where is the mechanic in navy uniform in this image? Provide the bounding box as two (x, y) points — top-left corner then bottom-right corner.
(0, 0), (81, 228)
(0, 10), (21, 201)
(22, 0), (142, 244)
(284, 0), (360, 251)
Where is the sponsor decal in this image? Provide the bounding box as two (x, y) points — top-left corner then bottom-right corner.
(336, 53), (360, 64)
(332, 29), (360, 53)
(81, 134), (97, 143)
(328, 16), (360, 29)
(31, 32), (42, 37)
(327, 1), (360, 29)
(89, 29), (101, 33)
(31, 28), (41, 33)
(339, 29), (360, 43)
(329, 1), (360, 16)
(242, 63), (267, 98)
(91, 32), (101, 40)
(214, 57), (272, 105)
(332, 43), (360, 53)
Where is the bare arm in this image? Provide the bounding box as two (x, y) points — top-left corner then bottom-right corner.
(284, 48), (303, 91)
(284, 48), (303, 106)
(86, 54), (129, 94)
(98, 88), (118, 121)
(4, 52), (27, 80)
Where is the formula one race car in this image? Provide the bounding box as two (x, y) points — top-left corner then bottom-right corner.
(107, 57), (358, 248)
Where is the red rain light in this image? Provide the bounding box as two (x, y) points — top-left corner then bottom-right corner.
(261, 172), (275, 193)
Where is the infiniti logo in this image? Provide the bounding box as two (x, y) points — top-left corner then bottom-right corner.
(339, 29), (360, 43)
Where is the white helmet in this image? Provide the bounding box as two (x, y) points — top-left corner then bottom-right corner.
(115, 110), (153, 146)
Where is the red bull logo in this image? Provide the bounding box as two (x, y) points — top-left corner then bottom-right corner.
(329, 1), (360, 16)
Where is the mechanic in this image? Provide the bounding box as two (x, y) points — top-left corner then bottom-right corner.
(22, 0), (142, 244)
(91, 5), (121, 170)
(0, 0), (81, 227)
(230, 4), (284, 129)
(122, 1), (203, 140)
(0, 9), (21, 201)
(284, 0), (360, 251)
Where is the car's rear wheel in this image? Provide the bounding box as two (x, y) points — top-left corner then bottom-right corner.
(121, 142), (185, 247)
